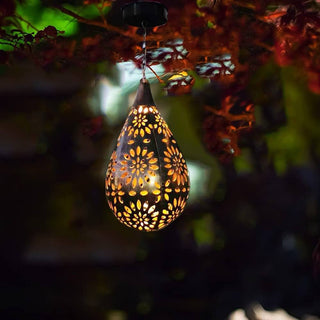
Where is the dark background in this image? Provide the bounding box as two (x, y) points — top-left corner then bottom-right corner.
(1, 0), (320, 319)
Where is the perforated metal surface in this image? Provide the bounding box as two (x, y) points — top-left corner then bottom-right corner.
(106, 80), (189, 231)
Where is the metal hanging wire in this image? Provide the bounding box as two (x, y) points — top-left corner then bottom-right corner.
(141, 21), (147, 81)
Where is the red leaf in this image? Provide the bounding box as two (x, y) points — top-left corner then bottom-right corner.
(308, 70), (320, 94)
(44, 26), (58, 38)
(82, 116), (103, 137)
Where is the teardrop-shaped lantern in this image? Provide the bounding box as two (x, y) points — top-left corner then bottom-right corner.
(105, 79), (190, 231)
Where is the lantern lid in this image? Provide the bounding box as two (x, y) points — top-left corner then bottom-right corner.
(133, 79), (155, 106)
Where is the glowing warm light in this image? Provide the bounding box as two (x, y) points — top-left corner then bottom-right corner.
(168, 71), (189, 81)
(105, 80), (190, 231)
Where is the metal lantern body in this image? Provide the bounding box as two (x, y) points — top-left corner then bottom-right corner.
(105, 80), (190, 231)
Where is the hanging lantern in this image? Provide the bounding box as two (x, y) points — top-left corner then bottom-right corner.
(105, 2), (190, 231)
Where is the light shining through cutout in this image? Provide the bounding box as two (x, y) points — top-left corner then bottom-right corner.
(105, 80), (190, 232)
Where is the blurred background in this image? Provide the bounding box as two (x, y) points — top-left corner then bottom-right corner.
(1, 0), (320, 319)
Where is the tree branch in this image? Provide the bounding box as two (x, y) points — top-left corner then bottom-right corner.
(53, 5), (136, 39)
(53, 5), (170, 43)
(14, 14), (39, 32)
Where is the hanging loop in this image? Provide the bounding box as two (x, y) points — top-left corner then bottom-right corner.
(121, 1), (168, 82)
(141, 21), (147, 81)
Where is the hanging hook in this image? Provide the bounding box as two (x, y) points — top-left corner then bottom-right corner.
(141, 21), (147, 82)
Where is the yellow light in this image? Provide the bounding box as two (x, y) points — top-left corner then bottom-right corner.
(168, 71), (189, 81)
(105, 79), (190, 231)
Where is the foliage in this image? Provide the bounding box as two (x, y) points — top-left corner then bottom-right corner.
(1, 0), (320, 160)
(1, 1), (320, 319)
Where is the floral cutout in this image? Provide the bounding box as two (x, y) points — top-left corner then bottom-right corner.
(105, 151), (117, 188)
(119, 145), (159, 189)
(169, 196), (187, 218)
(132, 113), (147, 128)
(153, 113), (173, 137)
(163, 145), (189, 186)
(128, 113), (150, 138)
(105, 182), (125, 205)
(123, 199), (159, 231)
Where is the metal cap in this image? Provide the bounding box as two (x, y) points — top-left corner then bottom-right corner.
(122, 1), (168, 27)
(133, 79), (155, 106)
